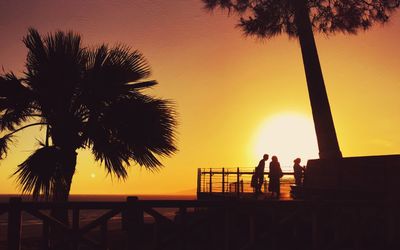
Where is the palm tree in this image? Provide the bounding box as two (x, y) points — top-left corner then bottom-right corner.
(202, 0), (399, 159)
(0, 28), (177, 202)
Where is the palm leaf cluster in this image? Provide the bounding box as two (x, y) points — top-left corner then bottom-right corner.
(0, 28), (177, 199)
(203, 0), (400, 38)
(14, 146), (66, 199)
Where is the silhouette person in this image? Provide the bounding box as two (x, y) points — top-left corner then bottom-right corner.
(254, 154), (269, 194)
(293, 158), (305, 186)
(268, 156), (283, 198)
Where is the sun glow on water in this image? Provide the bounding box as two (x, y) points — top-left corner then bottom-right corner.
(253, 113), (319, 171)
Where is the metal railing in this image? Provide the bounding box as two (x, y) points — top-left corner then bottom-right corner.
(197, 167), (295, 198)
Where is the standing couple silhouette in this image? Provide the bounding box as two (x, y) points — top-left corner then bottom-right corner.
(253, 154), (283, 198)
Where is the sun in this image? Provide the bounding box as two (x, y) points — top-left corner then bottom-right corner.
(252, 113), (318, 171)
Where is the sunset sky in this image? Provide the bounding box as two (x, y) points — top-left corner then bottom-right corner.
(0, 0), (399, 195)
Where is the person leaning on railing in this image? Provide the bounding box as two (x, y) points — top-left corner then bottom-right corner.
(253, 154), (269, 194)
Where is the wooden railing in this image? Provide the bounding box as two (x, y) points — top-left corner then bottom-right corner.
(1, 197), (399, 250)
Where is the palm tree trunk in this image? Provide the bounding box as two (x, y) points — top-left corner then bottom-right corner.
(50, 149), (76, 249)
(293, 0), (342, 159)
(51, 148), (76, 219)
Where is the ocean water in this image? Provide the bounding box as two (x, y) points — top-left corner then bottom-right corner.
(0, 194), (196, 203)
(0, 194), (196, 240)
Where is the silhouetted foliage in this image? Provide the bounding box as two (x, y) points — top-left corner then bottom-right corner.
(0, 28), (177, 200)
(14, 146), (65, 199)
(203, 0), (400, 38)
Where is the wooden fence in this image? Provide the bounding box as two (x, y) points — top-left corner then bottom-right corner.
(1, 197), (400, 250)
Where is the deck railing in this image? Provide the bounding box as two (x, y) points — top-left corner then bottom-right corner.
(197, 167), (295, 198)
(0, 197), (399, 250)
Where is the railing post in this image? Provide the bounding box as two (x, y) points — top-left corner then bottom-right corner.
(100, 222), (108, 250)
(209, 168), (213, 194)
(264, 176), (267, 193)
(224, 207), (230, 250)
(123, 196), (144, 249)
(8, 197), (22, 250)
(152, 220), (159, 249)
(71, 208), (80, 250)
(42, 221), (50, 250)
(226, 169), (229, 192)
(222, 168), (225, 194)
(249, 214), (255, 244)
(236, 167), (240, 198)
(197, 168), (202, 195)
(178, 207), (187, 249)
(270, 203), (278, 250)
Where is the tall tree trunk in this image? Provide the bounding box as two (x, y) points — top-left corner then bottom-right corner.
(51, 148), (76, 218)
(50, 149), (77, 250)
(293, 0), (342, 159)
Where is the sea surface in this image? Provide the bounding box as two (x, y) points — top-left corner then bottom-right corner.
(0, 194), (196, 240)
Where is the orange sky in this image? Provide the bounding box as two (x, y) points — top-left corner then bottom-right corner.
(0, 0), (399, 195)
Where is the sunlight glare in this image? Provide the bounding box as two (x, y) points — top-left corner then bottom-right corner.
(253, 114), (318, 171)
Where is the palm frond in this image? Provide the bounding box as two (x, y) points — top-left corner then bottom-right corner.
(106, 45), (151, 82)
(125, 80), (158, 91)
(90, 134), (129, 179)
(86, 93), (177, 177)
(0, 134), (14, 160)
(84, 120), (130, 179)
(80, 44), (158, 130)
(0, 72), (36, 130)
(86, 44), (151, 83)
(23, 28), (48, 77)
(12, 146), (64, 200)
(23, 28), (86, 112)
(0, 72), (22, 100)
(82, 45), (152, 106)
(0, 108), (35, 131)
